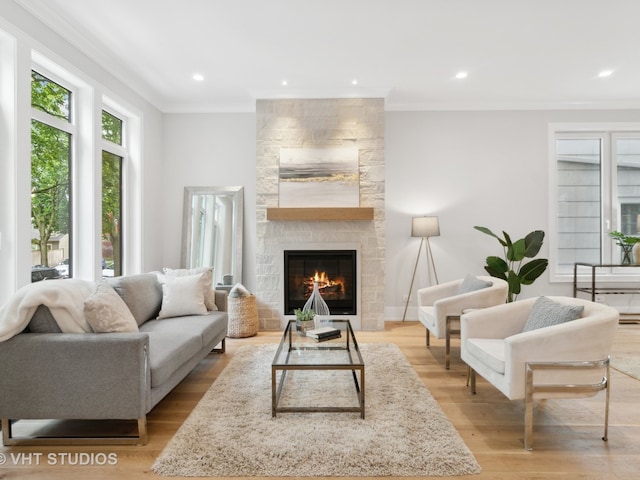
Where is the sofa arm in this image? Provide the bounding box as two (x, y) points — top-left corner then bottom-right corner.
(0, 332), (150, 420)
(215, 290), (228, 312)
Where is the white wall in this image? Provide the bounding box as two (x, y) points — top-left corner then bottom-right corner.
(161, 108), (640, 325)
(385, 109), (640, 319)
(161, 114), (257, 292)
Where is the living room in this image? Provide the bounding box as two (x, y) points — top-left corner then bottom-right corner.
(1, 1), (639, 478)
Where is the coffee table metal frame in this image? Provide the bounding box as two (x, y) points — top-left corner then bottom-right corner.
(271, 319), (365, 418)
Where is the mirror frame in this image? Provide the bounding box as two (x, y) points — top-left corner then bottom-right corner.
(181, 186), (243, 288)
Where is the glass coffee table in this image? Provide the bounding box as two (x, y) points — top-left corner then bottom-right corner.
(271, 319), (365, 418)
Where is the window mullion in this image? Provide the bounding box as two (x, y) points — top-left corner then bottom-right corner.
(31, 107), (75, 135)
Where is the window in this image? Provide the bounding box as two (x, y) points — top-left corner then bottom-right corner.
(552, 126), (640, 279)
(101, 110), (124, 278)
(30, 71), (73, 281)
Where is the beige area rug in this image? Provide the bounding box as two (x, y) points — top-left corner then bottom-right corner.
(152, 343), (481, 477)
(611, 356), (640, 380)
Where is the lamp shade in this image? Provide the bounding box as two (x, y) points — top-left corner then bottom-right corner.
(411, 216), (440, 238)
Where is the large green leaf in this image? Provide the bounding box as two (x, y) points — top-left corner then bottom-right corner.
(473, 226), (507, 247)
(507, 270), (521, 302)
(507, 238), (527, 262)
(519, 258), (549, 285)
(486, 255), (508, 273)
(524, 230), (545, 258)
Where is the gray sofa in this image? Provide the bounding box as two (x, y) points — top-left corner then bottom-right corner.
(0, 272), (228, 446)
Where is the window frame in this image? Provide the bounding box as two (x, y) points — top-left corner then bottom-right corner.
(100, 106), (127, 277)
(30, 67), (77, 278)
(549, 123), (640, 283)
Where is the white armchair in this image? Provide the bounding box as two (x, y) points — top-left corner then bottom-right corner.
(417, 275), (508, 369)
(460, 296), (619, 450)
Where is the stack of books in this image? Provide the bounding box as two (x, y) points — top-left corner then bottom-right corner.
(305, 327), (341, 342)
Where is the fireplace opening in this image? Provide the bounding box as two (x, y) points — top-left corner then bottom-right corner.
(284, 250), (357, 315)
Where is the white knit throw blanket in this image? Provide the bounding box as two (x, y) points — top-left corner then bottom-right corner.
(0, 279), (95, 342)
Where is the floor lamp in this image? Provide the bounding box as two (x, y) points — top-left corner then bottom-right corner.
(402, 216), (440, 321)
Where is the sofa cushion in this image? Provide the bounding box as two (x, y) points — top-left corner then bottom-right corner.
(162, 267), (218, 311)
(457, 274), (492, 294)
(83, 282), (138, 333)
(522, 296), (584, 333)
(139, 324), (203, 388)
(157, 273), (208, 319)
(466, 338), (505, 374)
(27, 304), (62, 333)
(140, 311), (227, 347)
(107, 273), (162, 326)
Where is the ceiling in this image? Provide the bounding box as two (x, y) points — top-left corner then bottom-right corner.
(14, 0), (640, 113)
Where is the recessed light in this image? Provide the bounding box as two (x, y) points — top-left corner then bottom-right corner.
(281, 80), (288, 86)
(455, 71), (468, 79)
(192, 73), (204, 81)
(598, 69), (614, 78)
(352, 79), (358, 85)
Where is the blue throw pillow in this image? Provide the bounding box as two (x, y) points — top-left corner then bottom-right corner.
(522, 296), (584, 332)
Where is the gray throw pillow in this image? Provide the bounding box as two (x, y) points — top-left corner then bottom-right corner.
(106, 272), (162, 326)
(28, 304), (62, 333)
(229, 282), (252, 298)
(522, 296), (584, 332)
(457, 274), (492, 294)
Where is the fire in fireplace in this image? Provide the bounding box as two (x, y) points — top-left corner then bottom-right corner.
(284, 250), (357, 315)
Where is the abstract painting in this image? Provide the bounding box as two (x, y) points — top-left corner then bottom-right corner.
(278, 148), (359, 207)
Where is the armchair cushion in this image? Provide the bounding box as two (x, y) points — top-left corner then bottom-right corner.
(522, 296), (584, 333)
(457, 274), (492, 294)
(466, 338), (505, 374)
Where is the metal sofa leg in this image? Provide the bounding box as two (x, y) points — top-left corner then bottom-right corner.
(1, 416), (148, 445)
(211, 337), (226, 354)
(425, 328), (430, 347)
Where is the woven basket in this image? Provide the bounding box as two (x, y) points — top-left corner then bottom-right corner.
(227, 294), (259, 338)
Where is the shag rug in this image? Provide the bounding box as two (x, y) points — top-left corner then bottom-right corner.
(611, 356), (640, 380)
(152, 343), (481, 477)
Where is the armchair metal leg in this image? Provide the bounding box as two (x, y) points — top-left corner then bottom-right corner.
(524, 358), (611, 451)
(603, 362), (611, 442)
(445, 315), (460, 370)
(426, 328), (430, 347)
(469, 369), (476, 394)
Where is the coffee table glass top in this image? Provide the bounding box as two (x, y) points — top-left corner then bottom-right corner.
(272, 319), (364, 367)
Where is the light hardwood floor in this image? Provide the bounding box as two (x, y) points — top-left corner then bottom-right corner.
(1, 321), (639, 479)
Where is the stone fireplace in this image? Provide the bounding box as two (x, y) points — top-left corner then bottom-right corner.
(255, 98), (385, 331)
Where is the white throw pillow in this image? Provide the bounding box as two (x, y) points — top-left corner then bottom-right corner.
(162, 267), (218, 311)
(83, 282), (138, 333)
(157, 273), (208, 319)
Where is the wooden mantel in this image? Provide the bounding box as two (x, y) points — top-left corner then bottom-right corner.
(266, 207), (374, 221)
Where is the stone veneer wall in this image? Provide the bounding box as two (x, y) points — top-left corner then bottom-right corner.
(255, 98), (385, 331)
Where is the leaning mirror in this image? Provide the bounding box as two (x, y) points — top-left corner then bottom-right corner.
(181, 186), (243, 290)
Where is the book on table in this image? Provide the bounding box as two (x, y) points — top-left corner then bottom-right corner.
(306, 326), (341, 340)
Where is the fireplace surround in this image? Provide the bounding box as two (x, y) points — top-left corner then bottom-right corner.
(255, 98), (385, 331)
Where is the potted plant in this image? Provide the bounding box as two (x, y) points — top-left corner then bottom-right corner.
(474, 226), (549, 302)
(608, 231), (640, 264)
(294, 308), (315, 336)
